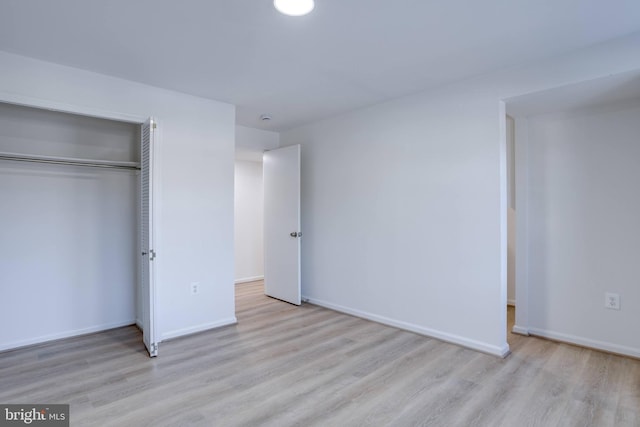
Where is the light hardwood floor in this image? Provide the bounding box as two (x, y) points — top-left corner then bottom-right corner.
(1, 281), (638, 426)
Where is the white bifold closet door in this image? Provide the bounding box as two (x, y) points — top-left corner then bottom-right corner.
(141, 118), (158, 357)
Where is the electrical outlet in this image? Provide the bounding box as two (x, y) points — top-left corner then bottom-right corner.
(605, 292), (620, 310)
(190, 282), (200, 295)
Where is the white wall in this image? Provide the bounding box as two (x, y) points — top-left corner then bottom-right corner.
(0, 102), (140, 161)
(280, 32), (640, 356)
(0, 51), (237, 346)
(235, 125), (279, 161)
(234, 160), (264, 283)
(0, 104), (140, 350)
(507, 208), (516, 306)
(506, 116), (516, 305)
(523, 101), (640, 356)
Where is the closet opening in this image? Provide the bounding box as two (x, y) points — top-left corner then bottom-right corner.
(0, 101), (157, 356)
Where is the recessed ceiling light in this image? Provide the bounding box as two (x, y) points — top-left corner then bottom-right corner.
(260, 114), (272, 121)
(274, 0), (315, 16)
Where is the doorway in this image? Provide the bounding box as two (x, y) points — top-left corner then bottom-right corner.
(233, 127), (301, 312)
(504, 71), (640, 358)
(233, 126), (278, 312)
(233, 145), (302, 306)
(234, 154), (265, 286)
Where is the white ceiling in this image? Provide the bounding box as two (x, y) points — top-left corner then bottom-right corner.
(1, 0), (639, 131)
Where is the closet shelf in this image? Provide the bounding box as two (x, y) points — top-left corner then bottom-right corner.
(0, 151), (141, 170)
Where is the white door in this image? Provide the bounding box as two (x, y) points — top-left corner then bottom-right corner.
(141, 118), (158, 357)
(263, 145), (301, 305)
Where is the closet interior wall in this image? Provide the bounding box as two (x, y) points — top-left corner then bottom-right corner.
(0, 102), (141, 351)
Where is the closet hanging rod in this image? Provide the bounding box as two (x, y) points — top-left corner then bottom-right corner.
(0, 152), (141, 170)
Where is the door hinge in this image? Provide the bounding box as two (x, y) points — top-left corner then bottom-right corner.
(150, 249), (157, 261)
(152, 122), (157, 130)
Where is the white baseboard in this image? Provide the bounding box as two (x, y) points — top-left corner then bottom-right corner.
(303, 296), (510, 358)
(512, 325), (530, 336)
(160, 317), (237, 342)
(135, 319), (143, 330)
(0, 319), (136, 353)
(235, 276), (264, 284)
(528, 327), (640, 359)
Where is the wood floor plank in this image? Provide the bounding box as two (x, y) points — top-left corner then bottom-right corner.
(1, 280), (638, 426)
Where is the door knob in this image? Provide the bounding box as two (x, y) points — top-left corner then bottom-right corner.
(290, 232), (302, 238)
